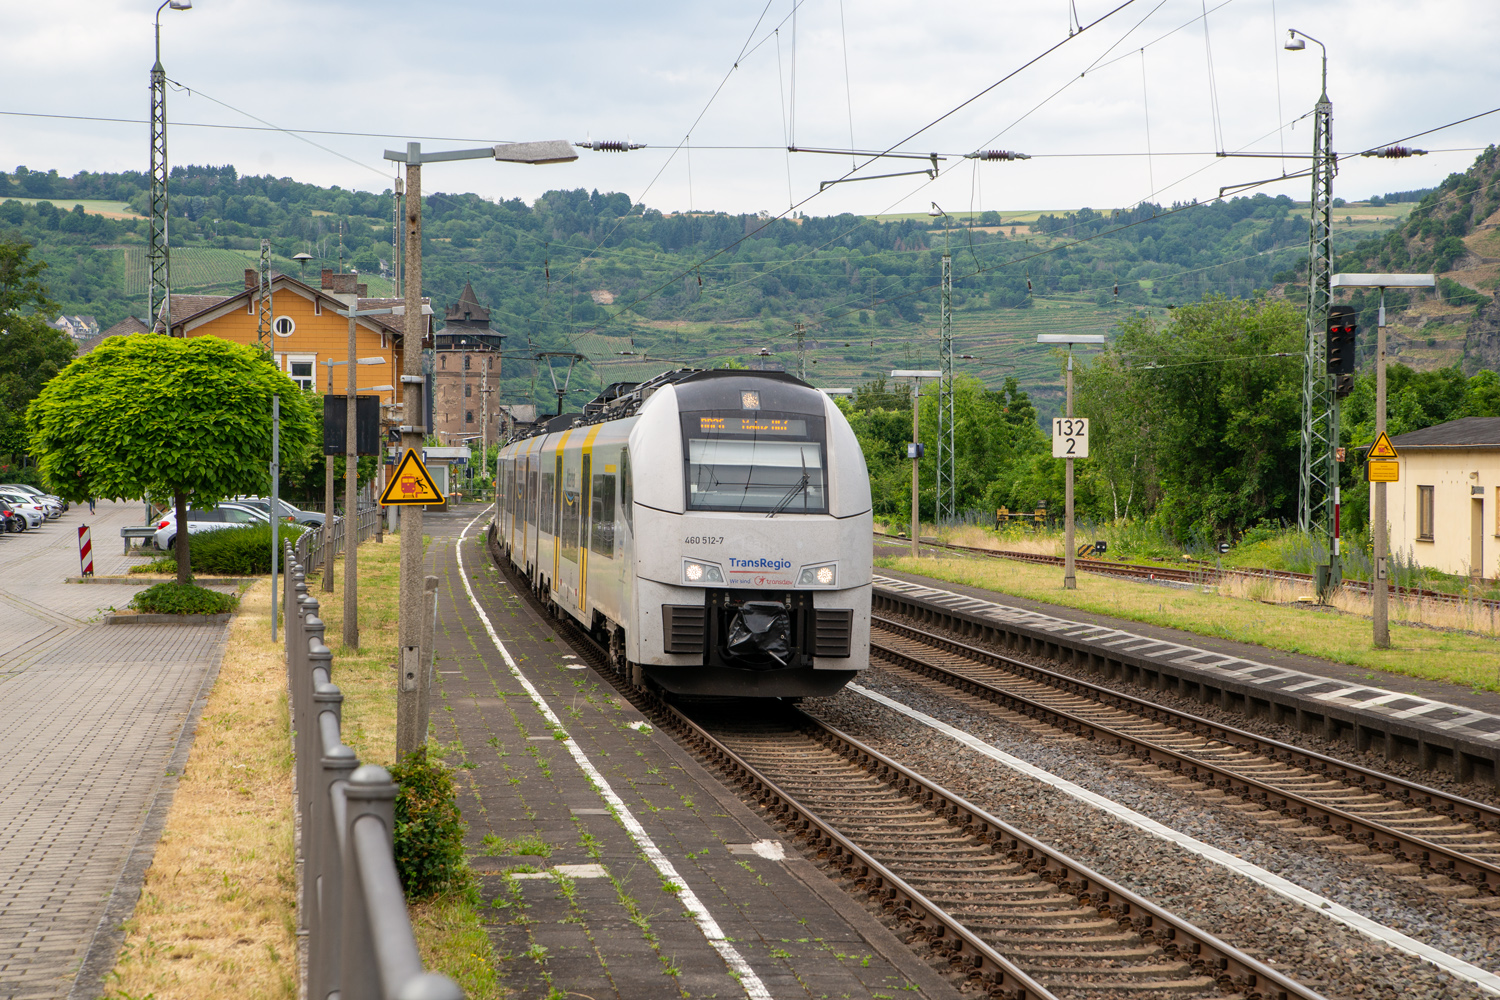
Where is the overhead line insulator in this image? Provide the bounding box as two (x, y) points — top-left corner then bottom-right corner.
(1360, 146), (1426, 158)
(577, 140), (647, 152)
(965, 149), (1031, 161)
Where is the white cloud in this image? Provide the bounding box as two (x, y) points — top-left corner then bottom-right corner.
(3, 0), (1495, 214)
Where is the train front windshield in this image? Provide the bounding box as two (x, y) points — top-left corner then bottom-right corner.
(681, 412), (828, 513)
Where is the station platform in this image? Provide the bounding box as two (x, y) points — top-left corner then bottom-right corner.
(873, 567), (1500, 790)
(421, 506), (960, 1000)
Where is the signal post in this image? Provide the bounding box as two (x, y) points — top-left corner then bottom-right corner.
(1039, 334), (1104, 589)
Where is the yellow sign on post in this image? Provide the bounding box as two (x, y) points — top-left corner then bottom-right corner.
(1368, 430), (1399, 460)
(1367, 460), (1400, 483)
(379, 448), (446, 505)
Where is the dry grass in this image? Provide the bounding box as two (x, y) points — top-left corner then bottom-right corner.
(107, 533), (502, 1000)
(880, 554), (1500, 693)
(105, 577), (299, 1000)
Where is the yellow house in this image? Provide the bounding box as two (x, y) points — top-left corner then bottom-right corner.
(1384, 417), (1500, 580)
(165, 269), (430, 403)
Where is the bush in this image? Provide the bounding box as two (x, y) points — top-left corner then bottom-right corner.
(390, 747), (468, 900)
(129, 581), (239, 615)
(151, 523), (307, 575)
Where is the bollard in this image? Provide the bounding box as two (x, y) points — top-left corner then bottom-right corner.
(308, 689), (355, 994)
(341, 765), (401, 1000)
(394, 973), (465, 1000)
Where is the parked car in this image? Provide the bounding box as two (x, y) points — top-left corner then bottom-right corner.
(0, 495), (45, 530)
(0, 488), (60, 520)
(0, 484), (67, 513)
(230, 496), (326, 527)
(153, 502), (269, 550)
(0, 499), (21, 532)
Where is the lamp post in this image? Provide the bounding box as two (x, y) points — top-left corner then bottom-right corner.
(382, 139), (577, 758)
(1330, 273), (1434, 648)
(148, 0), (192, 332)
(1039, 334), (1106, 589)
(892, 370), (941, 558)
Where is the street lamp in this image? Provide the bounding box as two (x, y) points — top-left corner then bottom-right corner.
(148, 0), (192, 335)
(1330, 272), (1434, 648)
(892, 370), (942, 559)
(1039, 334), (1106, 589)
(382, 138), (576, 758)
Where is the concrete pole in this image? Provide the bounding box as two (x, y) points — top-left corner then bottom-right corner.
(911, 378), (920, 559)
(343, 293), (359, 649)
(1374, 291), (1390, 648)
(1064, 350), (1077, 590)
(271, 395), (280, 640)
(396, 154), (425, 759)
(323, 362), (336, 593)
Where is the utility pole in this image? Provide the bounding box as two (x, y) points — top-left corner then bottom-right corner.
(1039, 334), (1104, 590)
(256, 238), (272, 350)
(1288, 29), (1339, 597)
(937, 239), (955, 526)
(343, 288), (360, 649)
(1332, 272), (1434, 648)
(383, 139), (577, 758)
(270, 395), (280, 640)
(893, 369), (940, 558)
(323, 359), (337, 594)
(147, 1), (191, 331)
(794, 322), (807, 380)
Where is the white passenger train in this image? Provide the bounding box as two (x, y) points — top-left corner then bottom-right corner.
(491, 369), (872, 698)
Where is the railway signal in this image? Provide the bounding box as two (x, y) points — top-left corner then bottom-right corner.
(1326, 305), (1357, 397)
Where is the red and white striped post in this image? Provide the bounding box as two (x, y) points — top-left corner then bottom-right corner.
(78, 524), (94, 577)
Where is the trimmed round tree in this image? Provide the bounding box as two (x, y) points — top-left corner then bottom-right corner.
(27, 335), (316, 583)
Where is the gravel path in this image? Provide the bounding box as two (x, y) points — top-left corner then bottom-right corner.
(804, 665), (1499, 1000)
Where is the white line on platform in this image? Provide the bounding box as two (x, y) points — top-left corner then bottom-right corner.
(458, 512), (771, 1000)
(849, 682), (1500, 997)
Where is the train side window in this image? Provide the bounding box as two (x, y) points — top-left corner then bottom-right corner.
(526, 470), (538, 525)
(590, 473), (615, 557)
(539, 471), (555, 534)
(506, 465), (517, 516)
(620, 448), (633, 532)
(562, 456), (581, 565)
(497, 459), (507, 511)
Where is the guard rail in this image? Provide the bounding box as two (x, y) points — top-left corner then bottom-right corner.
(281, 541), (463, 1000)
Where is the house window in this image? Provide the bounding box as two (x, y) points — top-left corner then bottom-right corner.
(465, 410), (474, 424)
(464, 355), (471, 371)
(441, 354), (447, 370)
(274, 316), (295, 337)
(287, 354), (315, 392)
(1495, 487), (1499, 537)
(465, 384), (472, 398)
(488, 357), (494, 370)
(1417, 485), (1435, 541)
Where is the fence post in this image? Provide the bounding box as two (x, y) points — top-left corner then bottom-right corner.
(303, 634), (331, 825)
(309, 684), (356, 1000)
(341, 765), (399, 1000)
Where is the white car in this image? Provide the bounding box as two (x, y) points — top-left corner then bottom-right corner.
(153, 503), (269, 550)
(0, 484), (65, 516)
(2, 500), (44, 530)
(0, 492), (51, 526)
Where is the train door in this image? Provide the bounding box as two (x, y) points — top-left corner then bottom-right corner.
(524, 444), (539, 574)
(538, 444), (556, 592)
(559, 443), (580, 608)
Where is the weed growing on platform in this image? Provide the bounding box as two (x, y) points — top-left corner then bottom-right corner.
(480, 833), (553, 858)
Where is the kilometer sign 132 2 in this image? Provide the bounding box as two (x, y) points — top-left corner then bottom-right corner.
(1052, 417), (1090, 458)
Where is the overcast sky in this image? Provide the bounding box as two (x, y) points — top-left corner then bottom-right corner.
(3, 0), (1496, 218)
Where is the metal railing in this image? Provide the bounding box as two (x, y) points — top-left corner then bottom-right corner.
(281, 541), (463, 1000)
(298, 507), (382, 576)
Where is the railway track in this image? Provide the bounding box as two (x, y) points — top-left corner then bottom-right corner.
(485, 533), (1325, 1000)
(870, 613), (1500, 894)
(873, 531), (1500, 611)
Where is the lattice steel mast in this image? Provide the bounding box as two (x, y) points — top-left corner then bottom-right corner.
(937, 246), (955, 524)
(148, 21), (170, 331)
(1292, 31), (1339, 592)
(256, 238), (272, 350)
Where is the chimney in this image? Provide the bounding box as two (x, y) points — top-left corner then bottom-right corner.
(357, 283), (368, 298)
(321, 268), (334, 289)
(245, 269), (257, 290)
(323, 273), (359, 294)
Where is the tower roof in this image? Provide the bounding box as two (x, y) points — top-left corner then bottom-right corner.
(444, 282), (490, 325)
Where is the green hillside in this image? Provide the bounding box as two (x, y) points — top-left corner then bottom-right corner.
(0, 161), (1416, 416)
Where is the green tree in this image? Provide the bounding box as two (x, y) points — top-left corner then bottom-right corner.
(0, 238), (73, 462)
(27, 336), (316, 583)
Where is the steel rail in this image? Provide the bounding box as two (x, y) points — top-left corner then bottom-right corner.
(868, 625), (1500, 892)
(872, 614), (1500, 835)
(659, 702), (1326, 1000)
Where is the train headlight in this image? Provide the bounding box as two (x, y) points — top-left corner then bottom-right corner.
(797, 562), (837, 587)
(683, 559), (724, 584)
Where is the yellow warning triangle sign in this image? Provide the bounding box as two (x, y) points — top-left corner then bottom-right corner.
(1368, 430), (1399, 460)
(380, 448), (445, 505)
